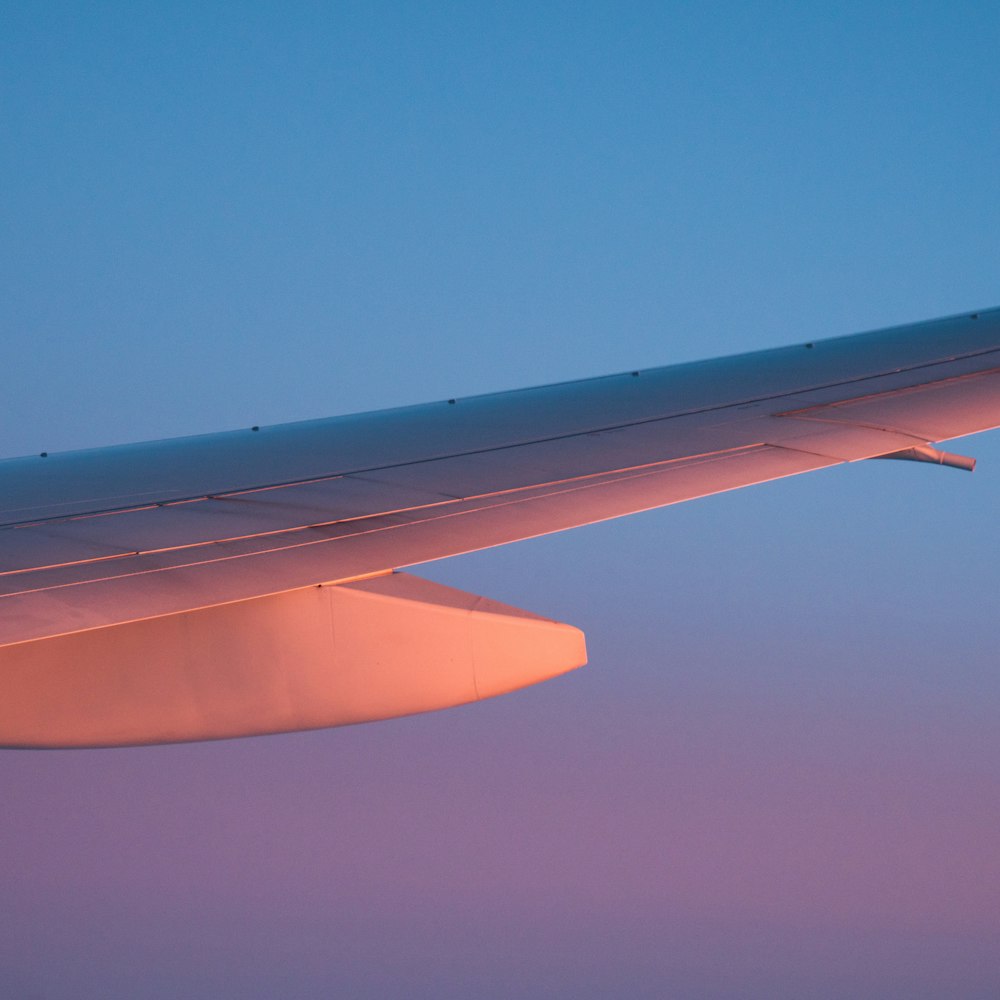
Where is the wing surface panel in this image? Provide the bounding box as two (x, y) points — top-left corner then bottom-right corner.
(0, 443), (833, 647)
(0, 399), (890, 579)
(780, 367), (1000, 441)
(2, 309), (998, 526)
(2, 307), (1000, 647)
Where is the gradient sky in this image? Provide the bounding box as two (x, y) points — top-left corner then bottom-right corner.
(2, 3), (1000, 998)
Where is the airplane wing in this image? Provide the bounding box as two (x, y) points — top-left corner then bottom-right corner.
(3, 307), (1000, 747)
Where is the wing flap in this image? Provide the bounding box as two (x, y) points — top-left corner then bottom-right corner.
(0, 572), (586, 748)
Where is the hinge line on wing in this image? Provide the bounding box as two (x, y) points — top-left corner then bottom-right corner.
(4, 355), (1000, 531)
(0, 444), (770, 581)
(0, 444), (788, 601)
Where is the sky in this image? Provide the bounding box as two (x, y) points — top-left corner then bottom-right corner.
(2, 2), (1000, 997)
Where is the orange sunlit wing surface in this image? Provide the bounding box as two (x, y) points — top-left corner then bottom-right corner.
(3, 307), (1000, 746)
(0, 572), (585, 748)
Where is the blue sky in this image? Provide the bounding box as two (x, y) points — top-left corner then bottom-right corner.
(2, 3), (1000, 998)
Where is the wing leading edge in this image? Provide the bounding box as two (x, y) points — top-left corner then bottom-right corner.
(3, 307), (1000, 746)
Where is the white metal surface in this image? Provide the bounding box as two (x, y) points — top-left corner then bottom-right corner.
(0, 573), (585, 748)
(2, 307), (1000, 745)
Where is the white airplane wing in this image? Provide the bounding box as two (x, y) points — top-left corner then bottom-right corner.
(3, 307), (1000, 746)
